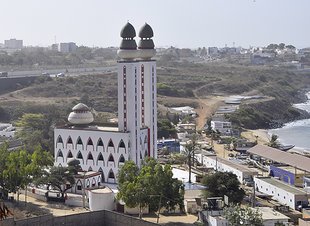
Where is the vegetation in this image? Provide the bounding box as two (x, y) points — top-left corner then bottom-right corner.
(183, 134), (200, 183)
(117, 158), (184, 218)
(0, 144), (53, 200)
(202, 172), (245, 204)
(157, 119), (177, 139)
(223, 205), (263, 226)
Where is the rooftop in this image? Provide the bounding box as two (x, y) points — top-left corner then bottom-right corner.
(256, 177), (307, 195)
(248, 144), (310, 173)
(256, 207), (290, 221)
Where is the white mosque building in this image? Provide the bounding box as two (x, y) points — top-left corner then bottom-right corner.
(54, 22), (157, 184)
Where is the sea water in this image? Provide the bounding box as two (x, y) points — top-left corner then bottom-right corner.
(268, 92), (310, 152)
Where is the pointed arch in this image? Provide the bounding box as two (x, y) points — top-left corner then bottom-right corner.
(107, 169), (116, 183)
(108, 153), (115, 167)
(118, 154), (126, 167)
(76, 136), (84, 150)
(96, 138), (104, 151)
(144, 150), (148, 157)
(57, 149), (64, 162)
(86, 179), (90, 188)
(140, 152), (143, 159)
(75, 179), (83, 192)
(97, 152), (104, 166)
(98, 167), (105, 182)
(87, 152), (94, 165)
(87, 137), (94, 151)
(107, 139), (115, 153)
(76, 151), (84, 164)
(66, 136), (73, 149)
(92, 178), (96, 187)
(88, 166), (93, 171)
(118, 139), (126, 153)
(56, 135), (64, 148)
(67, 150), (73, 161)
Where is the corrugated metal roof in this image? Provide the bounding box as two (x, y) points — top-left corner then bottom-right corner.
(247, 145), (310, 173)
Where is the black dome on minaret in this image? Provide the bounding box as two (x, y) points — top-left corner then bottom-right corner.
(120, 22), (136, 38)
(120, 22), (137, 50)
(138, 23), (154, 38)
(138, 23), (155, 49)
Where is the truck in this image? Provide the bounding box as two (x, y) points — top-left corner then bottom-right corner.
(0, 71), (8, 77)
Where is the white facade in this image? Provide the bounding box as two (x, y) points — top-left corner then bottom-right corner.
(197, 154), (258, 183)
(210, 120), (232, 135)
(254, 177), (309, 210)
(54, 23), (157, 183)
(88, 187), (115, 211)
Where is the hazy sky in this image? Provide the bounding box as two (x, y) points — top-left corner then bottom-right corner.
(1, 0), (309, 48)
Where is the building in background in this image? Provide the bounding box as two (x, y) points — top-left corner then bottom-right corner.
(4, 38), (23, 49)
(59, 42), (78, 53)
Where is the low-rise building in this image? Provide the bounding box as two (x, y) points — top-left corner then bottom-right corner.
(210, 115), (232, 135)
(254, 177), (309, 210)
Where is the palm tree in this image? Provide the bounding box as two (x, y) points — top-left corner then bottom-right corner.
(268, 134), (280, 148)
(184, 134), (200, 183)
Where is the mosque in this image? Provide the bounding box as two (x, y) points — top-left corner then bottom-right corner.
(54, 22), (157, 184)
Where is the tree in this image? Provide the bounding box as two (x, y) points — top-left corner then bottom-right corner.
(202, 172), (245, 204)
(117, 158), (184, 218)
(35, 166), (75, 198)
(223, 205), (263, 226)
(0, 144), (9, 199)
(183, 134), (200, 183)
(15, 113), (50, 152)
(268, 134), (280, 148)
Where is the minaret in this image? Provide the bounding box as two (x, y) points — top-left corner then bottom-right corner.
(137, 23), (157, 159)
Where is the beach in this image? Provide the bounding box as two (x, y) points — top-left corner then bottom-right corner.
(241, 129), (270, 145)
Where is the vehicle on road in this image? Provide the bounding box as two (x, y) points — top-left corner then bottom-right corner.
(0, 71), (8, 77)
(56, 73), (65, 77)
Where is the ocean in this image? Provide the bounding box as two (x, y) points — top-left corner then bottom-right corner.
(268, 92), (310, 152)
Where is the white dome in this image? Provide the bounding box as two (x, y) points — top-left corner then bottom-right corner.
(68, 103), (94, 125)
(117, 49), (139, 60)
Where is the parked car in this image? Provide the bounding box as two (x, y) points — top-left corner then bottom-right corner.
(57, 73), (65, 77)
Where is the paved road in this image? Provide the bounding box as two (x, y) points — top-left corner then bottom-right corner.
(5, 65), (117, 78)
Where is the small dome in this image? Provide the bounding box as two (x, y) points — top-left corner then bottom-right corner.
(139, 23), (154, 38)
(138, 39), (155, 49)
(120, 22), (136, 38)
(68, 103), (94, 125)
(72, 103), (89, 112)
(120, 39), (137, 50)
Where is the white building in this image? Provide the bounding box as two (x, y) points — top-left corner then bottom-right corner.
(197, 153), (258, 183)
(210, 115), (232, 135)
(59, 42), (78, 53)
(254, 177), (309, 210)
(4, 38), (23, 49)
(54, 23), (157, 184)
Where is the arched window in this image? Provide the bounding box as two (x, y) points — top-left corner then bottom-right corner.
(107, 139), (115, 153)
(87, 138), (93, 146)
(107, 169), (116, 183)
(87, 152), (94, 165)
(97, 138), (104, 151)
(77, 151), (84, 164)
(92, 178), (96, 187)
(118, 154), (125, 167)
(140, 152), (143, 159)
(98, 167), (105, 182)
(97, 153), (104, 166)
(57, 149), (63, 157)
(56, 135), (64, 148)
(66, 136), (73, 148)
(67, 150), (73, 160)
(76, 180), (83, 192)
(118, 139), (126, 153)
(108, 154), (115, 167)
(88, 166), (93, 171)
(145, 150), (148, 157)
(76, 136), (84, 149)
(86, 179), (90, 188)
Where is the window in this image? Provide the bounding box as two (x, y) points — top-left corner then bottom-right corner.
(108, 154), (114, 162)
(108, 170), (115, 179)
(119, 155), (125, 163)
(108, 139), (114, 147)
(87, 138), (93, 146)
(77, 185), (82, 190)
(97, 138), (103, 147)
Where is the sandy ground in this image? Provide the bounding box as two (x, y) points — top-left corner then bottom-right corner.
(241, 129), (270, 145)
(194, 96), (225, 130)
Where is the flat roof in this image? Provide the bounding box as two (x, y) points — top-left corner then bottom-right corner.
(248, 145), (310, 173)
(256, 207), (290, 221)
(209, 156), (259, 174)
(255, 177), (307, 195)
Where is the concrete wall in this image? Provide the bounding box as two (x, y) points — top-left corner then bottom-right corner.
(299, 218), (310, 226)
(270, 165), (295, 185)
(2, 210), (158, 226)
